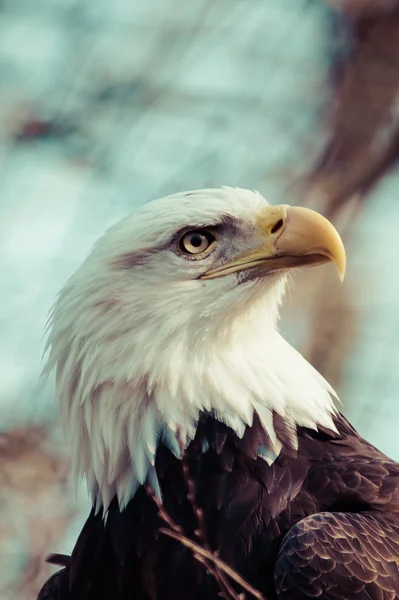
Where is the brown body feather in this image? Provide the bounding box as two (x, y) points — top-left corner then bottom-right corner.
(38, 412), (399, 599)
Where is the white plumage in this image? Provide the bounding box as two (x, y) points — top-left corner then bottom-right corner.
(44, 187), (338, 512)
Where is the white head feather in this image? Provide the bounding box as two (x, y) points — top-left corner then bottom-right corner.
(44, 187), (338, 511)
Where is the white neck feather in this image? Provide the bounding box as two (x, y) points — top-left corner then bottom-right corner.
(46, 284), (338, 513)
(44, 186), (341, 513)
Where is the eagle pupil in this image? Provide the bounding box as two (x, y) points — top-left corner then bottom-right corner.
(191, 234), (203, 247)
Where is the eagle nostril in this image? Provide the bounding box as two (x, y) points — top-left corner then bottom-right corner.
(271, 219), (284, 235)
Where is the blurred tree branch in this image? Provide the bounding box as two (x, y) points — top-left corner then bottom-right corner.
(289, 2), (399, 391)
(325, 0), (399, 19)
(306, 2), (399, 217)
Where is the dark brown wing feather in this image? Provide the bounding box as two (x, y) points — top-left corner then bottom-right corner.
(275, 511), (399, 600)
(37, 569), (69, 600)
(36, 413), (399, 600)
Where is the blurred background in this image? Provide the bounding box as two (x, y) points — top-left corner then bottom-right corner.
(1, 0), (399, 597)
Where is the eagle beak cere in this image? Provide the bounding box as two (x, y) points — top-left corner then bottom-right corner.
(200, 205), (346, 281)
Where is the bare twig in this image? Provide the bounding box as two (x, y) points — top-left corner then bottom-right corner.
(179, 453), (245, 599)
(149, 491), (265, 600)
(158, 525), (263, 600)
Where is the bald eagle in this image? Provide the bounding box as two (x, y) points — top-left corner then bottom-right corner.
(38, 188), (399, 600)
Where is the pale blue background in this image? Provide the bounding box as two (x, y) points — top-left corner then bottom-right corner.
(0, 4), (398, 575)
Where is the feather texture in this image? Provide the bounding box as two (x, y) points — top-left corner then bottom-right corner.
(38, 188), (399, 598)
(43, 188), (338, 509)
(38, 413), (399, 600)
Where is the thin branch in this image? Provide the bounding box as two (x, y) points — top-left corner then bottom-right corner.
(158, 526), (264, 600)
(179, 452), (244, 599)
(152, 493), (241, 600)
(149, 491), (265, 600)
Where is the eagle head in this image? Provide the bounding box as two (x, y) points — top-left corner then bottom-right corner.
(44, 187), (345, 510)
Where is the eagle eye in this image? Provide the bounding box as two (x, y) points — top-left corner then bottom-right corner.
(179, 230), (216, 257)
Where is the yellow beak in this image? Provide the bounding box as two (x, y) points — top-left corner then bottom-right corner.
(200, 205), (346, 281)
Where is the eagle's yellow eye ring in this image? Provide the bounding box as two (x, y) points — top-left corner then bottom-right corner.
(179, 230), (216, 256)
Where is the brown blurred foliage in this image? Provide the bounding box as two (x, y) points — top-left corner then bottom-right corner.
(293, 0), (399, 387)
(307, 0), (399, 216)
(0, 428), (73, 600)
